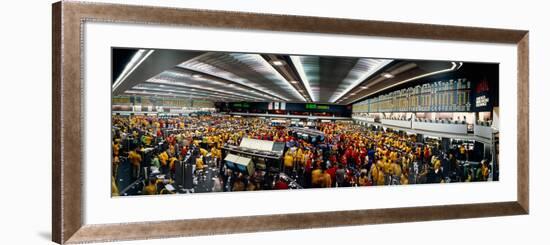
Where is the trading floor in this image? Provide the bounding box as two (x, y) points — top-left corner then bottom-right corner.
(111, 114), (495, 196)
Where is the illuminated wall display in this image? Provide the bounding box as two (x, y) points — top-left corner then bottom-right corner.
(476, 95), (490, 107)
(353, 78), (473, 113)
(473, 78), (493, 110)
(305, 103), (330, 110)
(232, 102), (250, 108)
(112, 95), (214, 109)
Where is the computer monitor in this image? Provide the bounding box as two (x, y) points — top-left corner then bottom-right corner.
(225, 161), (236, 170)
(236, 164), (247, 173)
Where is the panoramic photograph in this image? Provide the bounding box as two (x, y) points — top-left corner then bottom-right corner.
(110, 48), (499, 196)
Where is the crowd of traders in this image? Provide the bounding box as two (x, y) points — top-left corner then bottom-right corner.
(111, 115), (492, 196)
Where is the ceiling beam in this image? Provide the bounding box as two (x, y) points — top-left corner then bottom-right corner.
(343, 61), (460, 105)
(112, 49), (205, 95)
(124, 90), (242, 102)
(329, 59), (393, 103)
(138, 81), (264, 101)
(336, 61), (417, 104)
(289, 56), (317, 102)
(172, 66), (287, 102)
(261, 54), (312, 102)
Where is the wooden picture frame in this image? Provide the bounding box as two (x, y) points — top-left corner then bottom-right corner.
(52, 1), (529, 244)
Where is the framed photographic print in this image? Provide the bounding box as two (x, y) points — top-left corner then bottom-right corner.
(52, 1), (529, 244)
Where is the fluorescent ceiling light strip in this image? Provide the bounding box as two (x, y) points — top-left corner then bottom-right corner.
(146, 78), (266, 101)
(112, 49), (154, 91)
(290, 56), (316, 102)
(133, 86), (250, 101)
(125, 90), (244, 101)
(224, 54), (293, 101)
(348, 62), (459, 104)
(134, 86), (226, 98)
(182, 65), (281, 101)
(250, 54), (306, 102)
(330, 59), (393, 103)
(125, 91), (209, 100)
(143, 84), (255, 101)
(177, 58), (286, 101)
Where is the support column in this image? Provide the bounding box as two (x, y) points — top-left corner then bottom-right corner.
(416, 134), (424, 143)
(441, 137), (451, 153)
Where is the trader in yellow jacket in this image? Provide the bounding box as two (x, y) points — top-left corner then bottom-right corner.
(400, 173), (409, 185)
(112, 155), (120, 179)
(111, 176), (119, 196)
(311, 166), (322, 187)
(320, 170), (332, 188)
(159, 151), (169, 166)
(283, 152), (294, 173)
(377, 168), (386, 186)
(128, 147), (142, 179)
(211, 146), (221, 159)
(112, 140), (120, 157)
(158, 150), (169, 175)
(169, 157), (178, 176)
(370, 162), (379, 185)
(295, 148), (303, 165)
(196, 156), (204, 170)
(374, 161), (386, 185)
(391, 161), (402, 178)
(143, 179), (157, 195)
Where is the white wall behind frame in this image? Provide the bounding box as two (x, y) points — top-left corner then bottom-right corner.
(0, 0), (547, 245)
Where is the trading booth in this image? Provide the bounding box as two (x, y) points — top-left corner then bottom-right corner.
(223, 137), (285, 173)
(289, 127), (325, 145)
